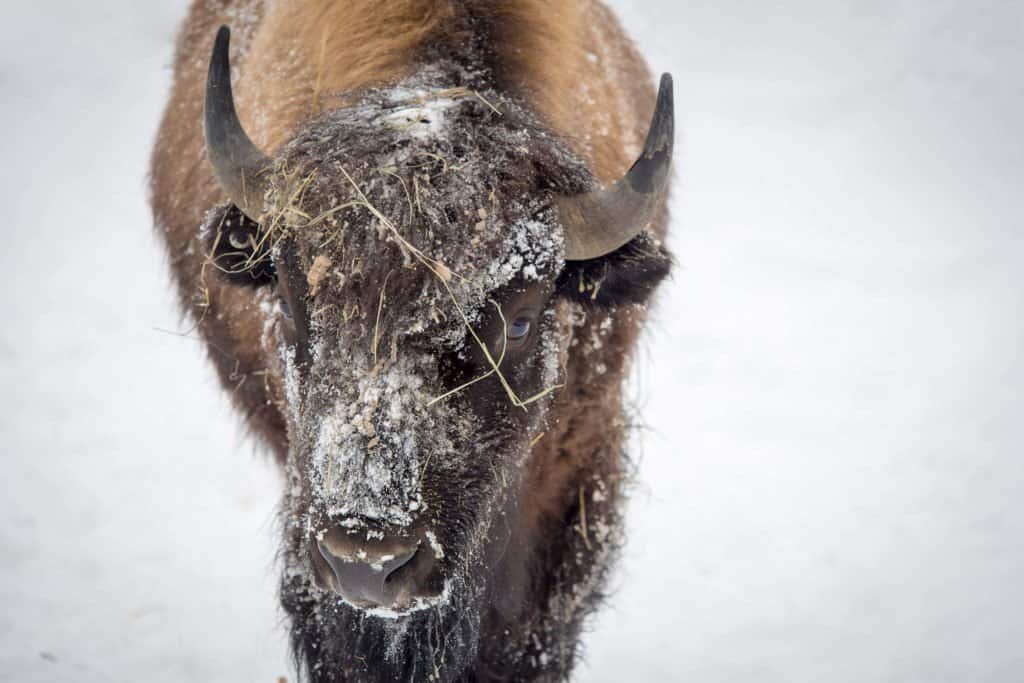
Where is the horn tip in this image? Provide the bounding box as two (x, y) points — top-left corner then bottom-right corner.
(209, 26), (233, 87)
(211, 27), (231, 71)
(656, 73), (674, 111)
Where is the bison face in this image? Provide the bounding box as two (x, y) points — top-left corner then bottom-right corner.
(200, 26), (671, 678)
(259, 102), (588, 620)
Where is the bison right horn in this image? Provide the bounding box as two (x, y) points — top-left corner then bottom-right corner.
(557, 73), (674, 261)
(204, 26), (272, 219)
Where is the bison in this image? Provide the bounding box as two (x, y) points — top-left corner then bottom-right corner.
(150, 1), (673, 680)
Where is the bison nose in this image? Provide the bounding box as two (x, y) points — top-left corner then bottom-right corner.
(314, 527), (441, 609)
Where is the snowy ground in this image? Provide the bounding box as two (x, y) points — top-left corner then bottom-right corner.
(2, 1), (1022, 681)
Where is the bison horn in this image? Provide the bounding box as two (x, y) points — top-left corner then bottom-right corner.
(204, 26), (272, 219)
(557, 73), (674, 261)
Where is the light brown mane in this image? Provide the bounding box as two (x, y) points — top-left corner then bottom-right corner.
(234, 0), (655, 182)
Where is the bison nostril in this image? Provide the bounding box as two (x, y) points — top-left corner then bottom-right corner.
(314, 528), (440, 609)
(384, 548), (418, 584)
(316, 542), (416, 606)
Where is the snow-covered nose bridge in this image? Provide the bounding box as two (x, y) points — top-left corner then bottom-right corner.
(303, 353), (451, 529)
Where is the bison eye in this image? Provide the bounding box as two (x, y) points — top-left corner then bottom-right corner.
(279, 298), (293, 319)
(504, 312), (536, 350)
(509, 317), (531, 339)
(228, 229), (251, 250)
(206, 206), (274, 287)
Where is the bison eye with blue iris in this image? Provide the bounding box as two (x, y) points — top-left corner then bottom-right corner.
(505, 314), (534, 349)
(509, 317), (531, 339)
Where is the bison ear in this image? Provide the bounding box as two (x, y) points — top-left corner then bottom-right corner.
(201, 203), (276, 287)
(555, 233), (671, 308)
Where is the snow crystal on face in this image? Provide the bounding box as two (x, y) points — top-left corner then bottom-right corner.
(282, 345), (300, 411)
(485, 217), (562, 288)
(360, 579), (453, 621)
(425, 530), (445, 560)
(539, 308), (565, 392)
(381, 91), (459, 142)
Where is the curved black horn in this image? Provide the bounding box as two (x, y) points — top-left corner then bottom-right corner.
(205, 26), (271, 218)
(558, 73), (674, 261)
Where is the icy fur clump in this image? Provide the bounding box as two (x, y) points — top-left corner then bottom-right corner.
(486, 218), (560, 284)
(305, 350), (468, 528)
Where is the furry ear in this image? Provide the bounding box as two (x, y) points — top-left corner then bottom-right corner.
(202, 204), (276, 286)
(555, 233), (671, 308)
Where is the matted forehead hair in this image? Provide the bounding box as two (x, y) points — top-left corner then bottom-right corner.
(260, 77), (592, 346)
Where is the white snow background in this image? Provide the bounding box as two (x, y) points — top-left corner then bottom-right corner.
(1, 1), (1022, 681)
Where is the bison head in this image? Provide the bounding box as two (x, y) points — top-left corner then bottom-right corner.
(201, 26), (672, 679)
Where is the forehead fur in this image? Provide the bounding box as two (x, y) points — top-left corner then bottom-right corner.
(268, 68), (594, 350)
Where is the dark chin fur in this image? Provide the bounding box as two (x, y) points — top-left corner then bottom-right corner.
(280, 505), (619, 683)
(282, 573), (483, 683)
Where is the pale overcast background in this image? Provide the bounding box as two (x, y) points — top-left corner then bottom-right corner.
(2, 1), (1022, 681)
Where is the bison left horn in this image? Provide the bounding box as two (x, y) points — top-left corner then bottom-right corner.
(558, 73), (674, 261)
(204, 25), (272, 219)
